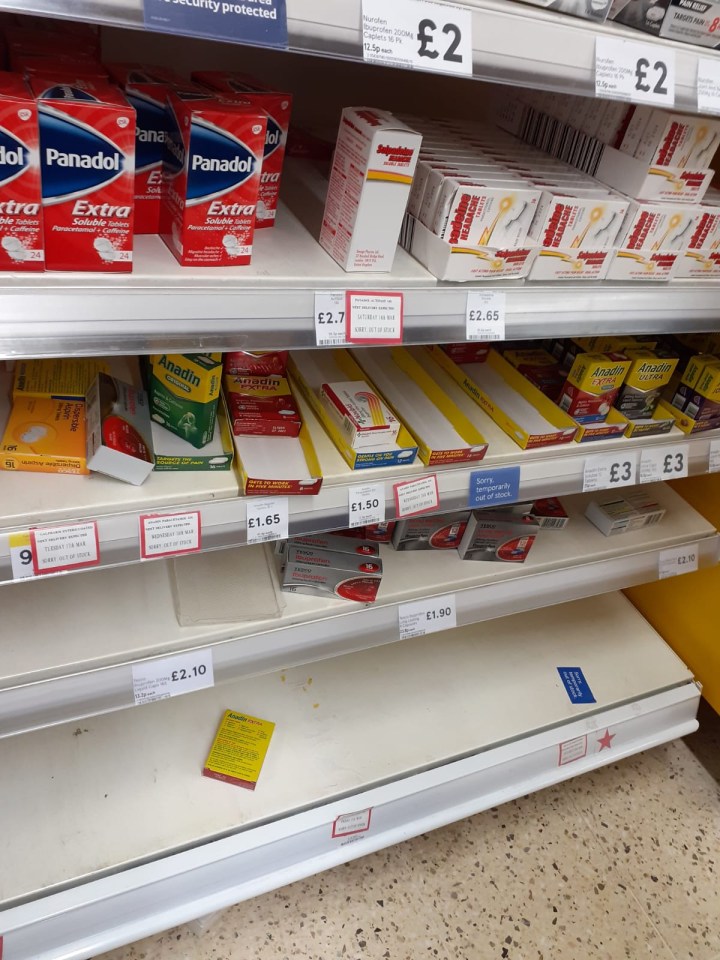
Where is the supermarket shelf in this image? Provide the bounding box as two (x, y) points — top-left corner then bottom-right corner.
(0, 594), (698, 958)
(2, 382), (719, 585)
(3, 200), (720, 357)
(0, 484), (714, 738)
(0, 0), (718, 111)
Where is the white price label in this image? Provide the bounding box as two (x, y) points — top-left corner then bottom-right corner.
(246, 497), (289, 544)
(583, 450), (638, 492)
(393, 475), (439, 517)
(132, 649), (214, 705)
(595, 37), (675, 107)
(31, 521), (100, 574)
(332, 808), (372, 838)
(140, 512), (201, 559)
(346, 291), (403, 344)
(361, 0), (472, 76)
(639, 444), (689, 484)
(697, 59), (720, 115)
(709, 439), (720, 473)
(658, 543), (699, 580)
(466, 290), (506, 341)
(398, 593), (456, 640)
(9, 532), (35, 581)
(314, 290), (347, 347)
(348, 481), (386, 528)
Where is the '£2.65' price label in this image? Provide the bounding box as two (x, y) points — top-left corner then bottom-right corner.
(132, 649), (215, 705)
(361, 0), (472, 76)
(595, 37), (675, 107)
(399, 593), (457, 640)
(583, 450), (639, 492)
(246, 497), (289, 544)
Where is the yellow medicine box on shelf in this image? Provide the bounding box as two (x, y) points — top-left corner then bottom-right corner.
(13, 358), (109, 401)
(0, 396), (88, 475)
(202, 709), (275, 791)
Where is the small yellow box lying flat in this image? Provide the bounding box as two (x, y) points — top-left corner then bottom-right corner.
(202, 709), (275, 791)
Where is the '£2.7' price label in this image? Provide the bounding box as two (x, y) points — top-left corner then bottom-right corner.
(595, 37), (675, 107)
(583, 450), (639, 492)
(314, 291), (347, 347)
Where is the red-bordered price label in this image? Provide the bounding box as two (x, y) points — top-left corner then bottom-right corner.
(332, 808), (372, 838)
(393, 475), (439, 517)
(30, 521), (100, 575)
(140, 512), (202, 559)
(346, 291), (403, 345)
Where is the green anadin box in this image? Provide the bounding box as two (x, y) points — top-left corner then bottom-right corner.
(149, 353), (222, 449)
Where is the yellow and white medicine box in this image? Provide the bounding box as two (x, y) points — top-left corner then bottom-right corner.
(0, 396), (88, 475)
(320, 380), (400, 450)
(558, 353), (631, 424)
(202, 709), (275, 791)
(13, 358), (109, 401)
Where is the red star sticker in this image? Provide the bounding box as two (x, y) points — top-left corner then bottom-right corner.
(598, 728), (615, 751)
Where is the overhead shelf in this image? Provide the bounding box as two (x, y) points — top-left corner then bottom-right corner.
(0, 0), (718, 110)
(2, 373), (719, 586)
(0, 592), (698, 959)
(0, 483), (714, 738)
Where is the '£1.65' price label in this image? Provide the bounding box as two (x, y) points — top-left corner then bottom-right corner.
(595, 37), (675, 107)
(246, 498), (289, 544)
(361, 0), (472, 76)
(583, 450), (639, 492)
(399, 593), (457, 640)
(132, 649), (214, 706)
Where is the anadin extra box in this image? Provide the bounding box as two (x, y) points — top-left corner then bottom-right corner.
(149, 353), (222, 449)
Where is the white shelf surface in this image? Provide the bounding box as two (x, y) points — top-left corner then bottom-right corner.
(0, 483), (714, 738)
(3, 192), (720, 357)
(0, 593), (699, 960)
(0, 0), (717, 111)
(2, 378), (719, 585)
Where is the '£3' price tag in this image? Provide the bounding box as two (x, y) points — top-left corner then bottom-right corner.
(583, 451), (638, 492)
(639, 444), (689, 484)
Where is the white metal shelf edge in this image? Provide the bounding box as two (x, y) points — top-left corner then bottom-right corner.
(1, 534), (715, 739)
(0, 683), (699, 960)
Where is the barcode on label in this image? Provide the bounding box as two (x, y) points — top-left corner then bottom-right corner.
(538, 517), (566, 529)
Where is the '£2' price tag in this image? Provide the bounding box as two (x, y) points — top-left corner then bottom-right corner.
(361, 0), (472, 76)
(595, 37), (675, 107)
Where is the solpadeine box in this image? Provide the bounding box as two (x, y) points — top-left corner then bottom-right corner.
(192, 71), (292, 229)
(30, 77), (136, 271)
(0, 72), (44, 271)
(320, 107), (422, 272)
(160, 93), (266, 266)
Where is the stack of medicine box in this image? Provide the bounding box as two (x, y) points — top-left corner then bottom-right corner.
(496, 92), (720, 281)
(278, 532), (383, 603)
(398, 113), (630, 282)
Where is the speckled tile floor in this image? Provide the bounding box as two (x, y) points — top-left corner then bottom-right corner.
(96, 702), (720, 960)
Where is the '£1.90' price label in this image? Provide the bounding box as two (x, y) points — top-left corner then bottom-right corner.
(246, 498), (289, 544)
(399, 594), (457, 640)
(583, 451), (638, 492)
(132, 649), (215, 705)
(348, 481), (386, 528)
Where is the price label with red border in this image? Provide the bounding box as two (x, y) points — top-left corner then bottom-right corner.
(346, 291), (403, 344)
(30, 521), (100, 575)
(140, 512), (202, 559)
(393, 475), (439, 517)
(332, 808), (372, 838)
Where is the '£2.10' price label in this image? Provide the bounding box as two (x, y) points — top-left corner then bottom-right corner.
(132, 649), (215, 705)
(583, 450), (639, 492)
(595, 37), (675, 107)
(361, 0), (472, 76)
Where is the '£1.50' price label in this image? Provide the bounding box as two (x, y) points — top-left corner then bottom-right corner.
(583, 450), (639, 492)
(348, 481), (386, 528)
(595, 37), (675, 107)
(246, 498), (289, 544)
(132, 649), (215, 705)
(361, 0), (472, 76)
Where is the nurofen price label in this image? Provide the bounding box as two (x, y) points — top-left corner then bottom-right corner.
(315, 290), (347, 347)
(362, 0), (473, 76)
(9, 531), (36, 580)
(30, 521), (100, 575)
(393, 475), (439, 517)
(398, 593), (456, 639)
(466, 290), (506, 341)
(595, 37), (675, 107)
(346, 291), (403, 345)
(246, 497), (289, 543)
(659, 543), (699, 579)
(140, 512), (202, 559)
(638, 444), (689, 484)
(697, 59), (720, 116)
(132, 649), (214, 705)
(583, 450), (638, 492)
(349, 481), (386, 528)
(332, 808), (372, 838)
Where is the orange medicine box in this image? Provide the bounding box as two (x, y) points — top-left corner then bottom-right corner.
(0, 396), (88, 474)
